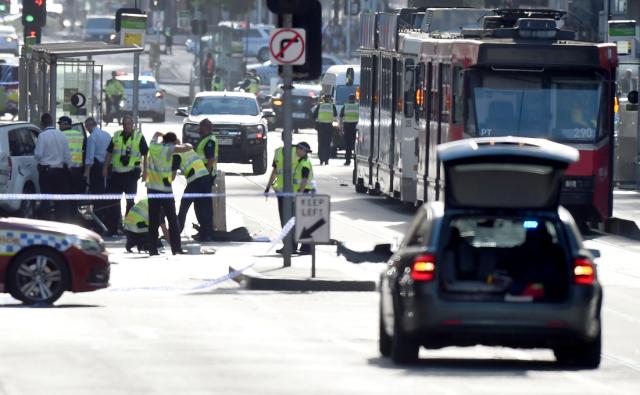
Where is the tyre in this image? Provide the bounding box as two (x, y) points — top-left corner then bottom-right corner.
(7, 247), (70, 305)
(252, 149), (268, 175)
(18, 184), (36, 219)
(390, 315), (419, 364)
(355, 182), (367, 194)
(554, 330), (601, 369)
(258, 47), (270, 62)
(379, 306), (391, 357)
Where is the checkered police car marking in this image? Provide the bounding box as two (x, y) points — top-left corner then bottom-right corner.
(0, 231), (72, 256)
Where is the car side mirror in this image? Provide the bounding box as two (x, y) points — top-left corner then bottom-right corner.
(174, 107), (189, 117)
(628, 90), (639, 104)
(588, 249), (601, 259)
(262, 109), (276, 118)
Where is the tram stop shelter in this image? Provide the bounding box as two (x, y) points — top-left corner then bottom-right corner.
(18, 42), (144, 127)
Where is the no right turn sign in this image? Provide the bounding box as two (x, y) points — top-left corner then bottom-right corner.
(269, 28), (306, 65)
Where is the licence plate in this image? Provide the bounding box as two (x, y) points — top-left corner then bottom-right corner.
(218, 138), (233, 145)
(293, 112), (307, 119)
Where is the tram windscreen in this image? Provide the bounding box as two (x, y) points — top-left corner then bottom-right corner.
(468, 70), (604, 142)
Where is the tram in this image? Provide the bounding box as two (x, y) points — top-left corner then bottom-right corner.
(355, 8), (617, 225)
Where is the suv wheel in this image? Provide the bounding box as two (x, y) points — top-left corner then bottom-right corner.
(7, 247), (69, 305)
(19, 184), (36, 218)
(390, 315), (419, 364)
(258, 47), (269, 62)
(554, 330), (601, 369)
(252, 149), (268, 175)
(379, 306), (391, 357)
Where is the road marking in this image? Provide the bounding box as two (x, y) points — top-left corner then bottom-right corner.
(602, 352), (640, 372)
(604, 306), (640, 324)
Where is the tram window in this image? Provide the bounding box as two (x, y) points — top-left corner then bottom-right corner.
(430, 64), (439, 120)
(452, 65), (463, 124)
(441, 64), (451, 124)
(404, 59), (415, 117)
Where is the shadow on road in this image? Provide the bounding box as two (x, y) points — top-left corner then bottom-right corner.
(0, 303), (102, 309)
(367, 356), (579, 375)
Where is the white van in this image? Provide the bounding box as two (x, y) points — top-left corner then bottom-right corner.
(321, 65), (360, 114)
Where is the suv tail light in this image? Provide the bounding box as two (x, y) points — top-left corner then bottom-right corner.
(411, 254), (436, 281)
(574, 257), (595, 285)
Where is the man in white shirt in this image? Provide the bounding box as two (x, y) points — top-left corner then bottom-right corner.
(34, 113), (72, 221)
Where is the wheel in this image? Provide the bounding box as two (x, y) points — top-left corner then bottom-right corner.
(293, 128), (300, 134)
(390, 315), (419, 364)
(355, 182), (367, 194)
(379, 306), (391, 357)
(257, 47), (270, 62)
(252, 149), (268, 175)
(18, 184), (36, 218)
(7, 247), (70, 305)
(554, 330), (601, 369)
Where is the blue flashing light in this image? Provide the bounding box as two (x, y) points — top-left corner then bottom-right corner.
(523, 220), (539, 229)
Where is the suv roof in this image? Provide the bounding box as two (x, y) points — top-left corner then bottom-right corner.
(194, 91), (257, 100)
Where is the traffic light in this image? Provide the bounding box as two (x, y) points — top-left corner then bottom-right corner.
(277, 0), (322, 81)
(267, 0), (308, 14)
(22, 0), (47, 27)
(24, 26), (42, 44)
(0, 0), (10, 15)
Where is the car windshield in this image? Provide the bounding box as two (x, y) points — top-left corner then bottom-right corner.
(468, 70), (604, 142)
(86, 18), (115, 30)
(119, 80), (157, 90)
(191, 96), (259, 116)
(335, 85), (358, 105)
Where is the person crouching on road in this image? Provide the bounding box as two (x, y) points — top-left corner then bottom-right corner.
(124, 198), (170, 252)
(146, 132), (191, 256)
(58, 116), (85, 221)
(313, 95), (337, 165)
(173, 145), (214, 242)
(294, 141), (315, 255)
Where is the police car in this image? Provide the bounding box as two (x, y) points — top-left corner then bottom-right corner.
(0, 217), (110, 305)
(117, 74), (166, 123)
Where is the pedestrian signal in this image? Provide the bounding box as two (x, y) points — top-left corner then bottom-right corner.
(22, 0), (47, 27)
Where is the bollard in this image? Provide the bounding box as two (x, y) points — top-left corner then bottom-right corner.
(213, 170), (227, 231)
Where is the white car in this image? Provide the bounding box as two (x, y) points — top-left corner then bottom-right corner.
(0, 26), (18, 56)
(117, 74), (166, 123)
(0, 123), (40, 217)
(218, 22), (273, 61)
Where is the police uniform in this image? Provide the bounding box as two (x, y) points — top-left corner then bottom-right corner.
(340, 101), (359, 165)
(105, 77), (124, 124)
(60, 119), (86, 218)
(146, 138), (181, 255)
(124, 198), (151, 252)
(212, 75), (224, 91)
(173, 149), (214, 241)
(105, 129), (148, 235)
(272, 145), (298, 226)
(313, 101), (337, 164)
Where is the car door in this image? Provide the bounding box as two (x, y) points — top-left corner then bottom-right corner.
(8, 127), (38, 195)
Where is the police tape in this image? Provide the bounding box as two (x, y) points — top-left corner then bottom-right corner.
(0, 192), (308, 200)
(108, 216), (296, 293)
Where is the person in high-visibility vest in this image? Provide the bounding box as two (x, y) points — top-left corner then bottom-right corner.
(124, 198), (170, 252)
(340, 94), (359, 166)
(146, 132), (191, 256)
(265, 143), (298, 225)
(58, 115), (85, 221)
(313, 95), (337, 165)
(173, 147), (214, 242)
(293, 141), (315, 255)
(104, 71), (124, 125)
(195, 118), (218, 176)
(102, 115), (149, 236)
(212, 69), (224, 91)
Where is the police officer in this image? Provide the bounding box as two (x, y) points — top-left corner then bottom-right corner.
(84, 117), (111, 227)
(340, 94), (359, 166)
(146, 132), (191, 256)
(239, 71), (260, 95)
(265, 141), (297, 227)
(313, 95), (337, 165)
(34, 113), (72, 221)
(203, 53), (215, 90)
(104, 71), (124, 125)
(102, 115), (149, 236)
(195, 118), (218, 175)
(173, 146), (214, 242)
(123, 198), (170, 253)
(293, 141), (315, 255)
(212, 69), (224, 91)
(58, 116), (85, 219)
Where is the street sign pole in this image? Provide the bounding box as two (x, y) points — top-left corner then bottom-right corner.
(133, 52), (139, 125)
(282, 13), (294, 268)
(346, 1), (351, 58)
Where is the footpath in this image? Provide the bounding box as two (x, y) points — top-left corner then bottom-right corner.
(608, 189), (640, 240)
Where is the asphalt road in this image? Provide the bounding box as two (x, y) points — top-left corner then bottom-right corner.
(1, 117), (640, 394)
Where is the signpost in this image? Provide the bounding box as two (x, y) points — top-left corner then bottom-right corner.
(295, 194), (330, 277)
(119, 13), (147, 126)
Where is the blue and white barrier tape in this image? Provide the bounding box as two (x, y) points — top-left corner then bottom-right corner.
(109, 216), (296, 293)
(0, 192), (311, 200)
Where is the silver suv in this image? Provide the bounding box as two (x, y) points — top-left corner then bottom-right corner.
(379, 137), (603, 368)
(0, 123), (40, 217)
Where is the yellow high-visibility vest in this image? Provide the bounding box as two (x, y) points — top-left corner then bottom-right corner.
(63, 128), (84, 167)
(343, 103), (359, 123)
(111, 130), (143, 173)
(196, 134), (219, 173)
(146, 143), (174, 192)
(178, 149), (209, 184)
(124, 199), (148, 233)
(293, 157), (314, 193)
(317, 103), (334, 123)
(273, 146), (298, 192)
